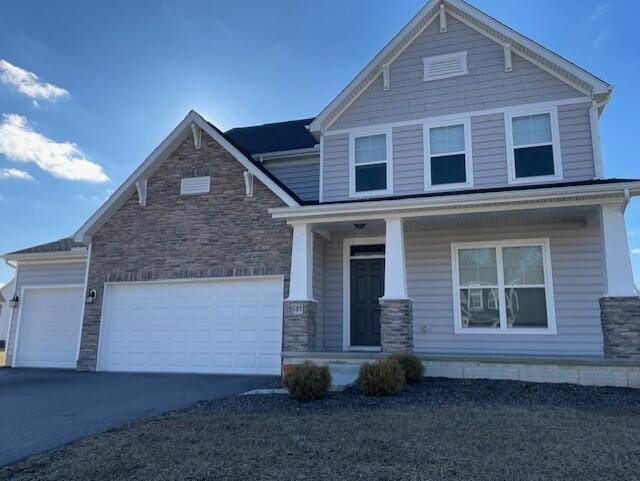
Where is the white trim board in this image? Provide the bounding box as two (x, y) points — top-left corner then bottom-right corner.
(74, 111), (300, 243)
(342, 237), (385, 351)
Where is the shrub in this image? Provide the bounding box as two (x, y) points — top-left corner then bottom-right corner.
(283, 361), (332, 401)
(358, 358), (405, 396)
(390, 353), (425, 383)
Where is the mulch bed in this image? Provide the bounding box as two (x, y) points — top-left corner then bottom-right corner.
(2, 378), (639, 481)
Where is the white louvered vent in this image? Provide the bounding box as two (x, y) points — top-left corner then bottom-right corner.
(180, 176), (211, 195)
(423, 51), (468, 81)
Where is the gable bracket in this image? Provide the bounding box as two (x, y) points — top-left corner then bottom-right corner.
(382, 64), (391, 91)
(191, 123), (202, 150)
(504, 44), (513, 73)
(243, 171), (254, 197)
(135, 178), (148, 206)
(439, 2), (447, 33)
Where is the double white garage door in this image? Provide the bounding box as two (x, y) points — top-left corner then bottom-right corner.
(15, 277), (284, 375)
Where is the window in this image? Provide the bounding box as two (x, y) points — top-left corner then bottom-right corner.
(349, 131), (392, 196)
(424, 119), (472, 189)
(423, 51), (468, 81)
(506, 109), (562, 183)
(452, 239), (556, 333)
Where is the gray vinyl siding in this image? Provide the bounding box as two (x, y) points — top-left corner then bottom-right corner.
(6, 261), (87, 365)
(323, 238), (344, 351)
(472, 113), (508, 187)
(262, 156), (320, 202)
(320, 220), (605, 357)
(330, 14), (582, 131)
(322, 134), (349, 202)
(313, 234), (325, 350)
(558, 103), (596, 179)
(393, 125), (424, 195)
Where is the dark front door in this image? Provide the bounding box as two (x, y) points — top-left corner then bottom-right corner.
(350, 258), (384, 346)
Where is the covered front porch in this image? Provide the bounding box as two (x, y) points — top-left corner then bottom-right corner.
(272, 182), (640, 366)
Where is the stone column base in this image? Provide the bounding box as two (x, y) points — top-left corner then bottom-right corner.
(379, 298), (414, 353)
(600, 297), (640, 360)
(283, 300), (317, 352)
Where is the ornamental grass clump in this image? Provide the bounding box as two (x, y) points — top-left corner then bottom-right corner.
(390, 353), (425, 383)
(283, 361), (332, 401)
(358, 358), (405, 396)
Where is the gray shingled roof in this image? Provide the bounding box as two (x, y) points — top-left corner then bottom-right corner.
(7, 238), (86, 256)
(225, 118), (317, 155)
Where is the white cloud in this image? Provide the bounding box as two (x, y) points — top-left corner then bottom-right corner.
(0, 167), (34, 180)
(0, 59), (69, 101)
(593, 31), (609, 48)
(631, 248), (640, 255)
(590, 3), (611, 21)
(0, 114), (109, 183)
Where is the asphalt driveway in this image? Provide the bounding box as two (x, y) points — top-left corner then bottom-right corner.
(0, 368), (277, 468)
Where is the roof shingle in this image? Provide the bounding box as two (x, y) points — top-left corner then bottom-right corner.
(225, 118), (317, 155)
(7, 238), (86, 256)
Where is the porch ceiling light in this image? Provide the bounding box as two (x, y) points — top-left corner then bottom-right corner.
(354, 223), (366, 230)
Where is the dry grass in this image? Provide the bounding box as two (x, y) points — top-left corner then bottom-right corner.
(1, 379), (639, 481)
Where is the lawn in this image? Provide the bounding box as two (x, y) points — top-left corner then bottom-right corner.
(1, 378), (639, 481)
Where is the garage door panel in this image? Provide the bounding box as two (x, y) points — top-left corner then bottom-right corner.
(99, 278), (283, 375)
(15, 287), (83, 368)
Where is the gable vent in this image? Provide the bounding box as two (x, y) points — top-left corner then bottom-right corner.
(423, 51), (468, 81)
(180, 176), (211, 195)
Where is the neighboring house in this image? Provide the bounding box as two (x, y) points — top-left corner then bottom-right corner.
(3, 0), (640, 385)
(0, 279), (15, 346)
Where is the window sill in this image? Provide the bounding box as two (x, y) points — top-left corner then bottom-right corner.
(454, 327), (557, 335)
(348, 189), (393, 199)
(508, 175), (563, 185)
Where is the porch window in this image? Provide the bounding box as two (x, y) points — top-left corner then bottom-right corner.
(452, 239), (556, 333)
(350, 131), (392, 196)
(506, 109), (562, 183)
(424, 118), (472, 189)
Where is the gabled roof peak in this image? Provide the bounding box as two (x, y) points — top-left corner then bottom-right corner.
(309, 0), (612, 133)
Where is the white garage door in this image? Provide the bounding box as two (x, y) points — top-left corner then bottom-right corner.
(14, 286), (84, 368)
(98, 277), (283, 375)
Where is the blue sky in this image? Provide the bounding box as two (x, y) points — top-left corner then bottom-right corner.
(0, 0), (638, 284)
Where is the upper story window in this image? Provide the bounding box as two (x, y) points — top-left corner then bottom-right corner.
(505, 108), (562, 184)
(424, 118), (472, 190)
(349, 130), (393, 197)
(452, 239), (556, 334)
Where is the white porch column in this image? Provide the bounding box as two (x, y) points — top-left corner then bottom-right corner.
(381, 217), (409, 300)
(287, 222), (314, 301)
(601, 204), (638, 297)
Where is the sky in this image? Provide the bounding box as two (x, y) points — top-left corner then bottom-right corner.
(0, 0), (639, 285)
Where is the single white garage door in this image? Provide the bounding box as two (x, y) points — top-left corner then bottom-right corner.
(14, 286), (84, 368)
(98, 277), (283, 375)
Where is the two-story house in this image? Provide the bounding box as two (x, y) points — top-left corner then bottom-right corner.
(3, 0), (639, 386)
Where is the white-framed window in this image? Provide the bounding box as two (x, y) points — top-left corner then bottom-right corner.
(424, 117), (473, 190)
(423, 51), (468, 81)
(349, 129), (393, 197)
(451, 238), (557, 334)
(505, 107), (562, 184)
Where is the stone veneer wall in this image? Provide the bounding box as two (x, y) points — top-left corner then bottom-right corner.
(78, 133), (293, 370)
(600, 297), (640, 360)
(283, 301), (317, 352)
(379, 299), (414, 353)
